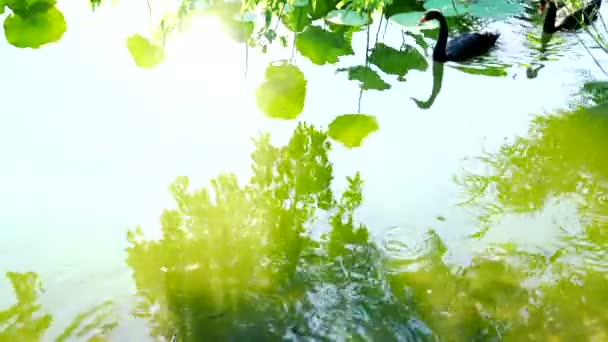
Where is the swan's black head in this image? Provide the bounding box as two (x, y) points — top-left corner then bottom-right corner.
(538, 0), (554, 13)
(420, 9), (443, 23)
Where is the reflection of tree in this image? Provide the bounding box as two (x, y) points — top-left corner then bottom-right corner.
(125, 123), (426, 340)
(0, 271), (117, 341)
(390, 228), (608, 341)
(124, 117), (608, 340)
(428, 103), (608, 338)
(0, 272), (52, 341)
(457, 103), (608, 242)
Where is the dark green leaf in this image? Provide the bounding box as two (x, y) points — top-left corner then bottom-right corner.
(369, 42), (428, 80)
(337, 65), (390, 90)
(295, 25), (353, 65)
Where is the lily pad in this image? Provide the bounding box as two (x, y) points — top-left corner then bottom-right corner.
(126, 34), (164, 69)
(325, 9), (369, 26)
(448, 62), (510, 77)
(3, 6), (66, 48)
(256, 62), (307, 120)
(329, 114), (379, 148)
(310, 0), (340, 19)
(423, 0), (523, 20)
(389, 11), (440, 33)
(337, 66), (391, 91)
(423, 0), (466, 16)
(295, 25), (353, 65)
(369, 43), (428, 80)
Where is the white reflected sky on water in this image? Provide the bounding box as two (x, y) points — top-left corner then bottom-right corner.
(0, 0), (605, 339)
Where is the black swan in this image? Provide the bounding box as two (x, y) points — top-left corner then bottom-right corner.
(540, 0), (602, 34)
(419, 9), (500, 62)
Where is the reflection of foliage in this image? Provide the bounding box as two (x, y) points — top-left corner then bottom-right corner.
(456, 102), (608, 256)
(449, 61), (510, 77)
(125, 123), (427, 340)
(581, 81), (608, 105)
(295, 25), (354, 65)
(369, 42), (428, 81)
(255, 61), (307, 119)
(55, 300), (118, 342)
(458, 104), (608, 227)
(0, 271), (117, 341)
(437, 102), (608, 339)
(336, 65), (391, 90)
(0, 272), (52, 341)
(390, 229), (608, 341)
(2, 0), (66, 48)
(328, 113), (379, 147)
(126, 34), (165, 69)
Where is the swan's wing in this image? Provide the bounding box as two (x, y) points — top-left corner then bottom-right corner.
(445, 32), (498, 60)
(555, 6), (571, 27)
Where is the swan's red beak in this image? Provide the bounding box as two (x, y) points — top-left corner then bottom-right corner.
(538, 3), (545, 13)
(419, 17), (427, 24)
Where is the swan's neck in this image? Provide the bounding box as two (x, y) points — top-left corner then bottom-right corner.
(544, 2), (558, 33)
(433, 15), (449, 61)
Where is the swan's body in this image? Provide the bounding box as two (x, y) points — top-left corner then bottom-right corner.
(540, 0), (602, 33)
(420, 10), (500, 62)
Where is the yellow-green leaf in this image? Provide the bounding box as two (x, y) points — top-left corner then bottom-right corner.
(126, 34), (164, 69)
(255, 62), (307, 119)
(328, 114), (379, 148)
(3, 6), (66, 48)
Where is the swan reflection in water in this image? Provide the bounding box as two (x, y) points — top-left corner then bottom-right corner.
(411, 61), (444, 110)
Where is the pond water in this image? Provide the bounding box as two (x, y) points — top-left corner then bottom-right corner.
(2, 0), (608, 340)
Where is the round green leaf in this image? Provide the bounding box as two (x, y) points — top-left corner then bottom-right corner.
(388, 11), (440, 33)
(328, 114), (379, 148)
(295, 25), (353, 65)
(255, 62), (307, 120)
(126, 34), (164, 69)
(3, 6), (66, 48)
(325, 9), (369, 27)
